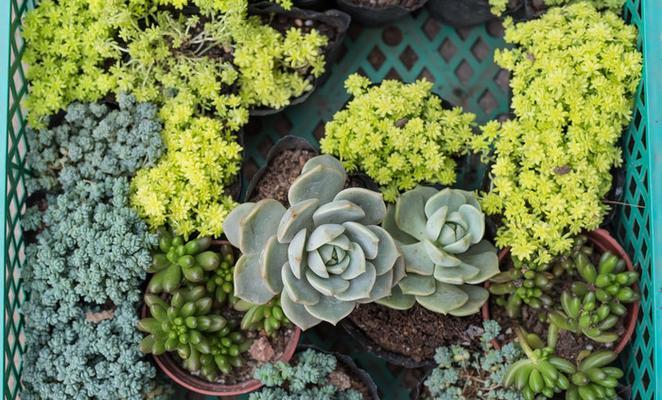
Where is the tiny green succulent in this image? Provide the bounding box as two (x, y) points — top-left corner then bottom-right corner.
(205, 244), (237, 306)
(235, 297), (292, 336)
(147, 230), (221, 294)
(223, 155), (405, 330)
(379, 187), (499, 316)
(489, 260), (556, 319)
(198, 326), (251, 381)
(565, 350), (622, 400)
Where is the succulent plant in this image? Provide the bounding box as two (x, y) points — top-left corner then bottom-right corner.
(378, 186), (499, 316)
(235, 298), (291, 336)
(223, 155), (404, 330)
(573, 250), (639, 304)
(138, 287), (227, 358)
(566, 350), (622, 400)
(489, 263), (555, 318)
(205, 244), (236, 306)
(198, 326), (251, 381)
(549, 291), (620, 343)
(148, 230), (222, 294)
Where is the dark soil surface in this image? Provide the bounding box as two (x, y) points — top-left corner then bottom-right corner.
(349, 303), (484, 362)
(336, 363), (374, 400)
(249, 148), (316, 205)
(348, 0), (422, 9)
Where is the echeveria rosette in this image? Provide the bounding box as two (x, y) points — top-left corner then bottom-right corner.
(379, 186), (500, 316)
(223, 155), (404, 330)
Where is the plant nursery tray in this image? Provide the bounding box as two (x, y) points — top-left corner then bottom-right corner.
(2, 1), (662, 399)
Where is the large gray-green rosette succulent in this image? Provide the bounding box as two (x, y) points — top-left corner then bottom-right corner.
(379, 186), (499, 316)
(223, 155), (405, 330)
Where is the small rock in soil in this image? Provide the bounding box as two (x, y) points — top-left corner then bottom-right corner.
(249, 336), (276, 363)
(329, 370), (352, 390)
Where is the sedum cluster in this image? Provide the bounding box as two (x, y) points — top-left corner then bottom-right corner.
(424, 321), (523, 400)
(488, 0), (625, 16)
(321, 74), (476, 202)
(22, 178), (158, 399)
(26, 94), (163, 194)
(472, 3), (642, 265)
(22, 0), (121, 127)
(250, 349), (363, 400)
(130, 115), (242, 237)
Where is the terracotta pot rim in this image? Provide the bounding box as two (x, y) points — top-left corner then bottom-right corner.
(141, 239), (303, 396)
(482, 228), (640, 355)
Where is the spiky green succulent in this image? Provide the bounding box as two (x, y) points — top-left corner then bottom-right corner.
(223, 155), (404, 330)
(378, 187), (499, 316)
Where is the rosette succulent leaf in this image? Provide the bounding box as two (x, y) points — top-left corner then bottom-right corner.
(379, 186), (499, 316)
(224, 155), (404, 330)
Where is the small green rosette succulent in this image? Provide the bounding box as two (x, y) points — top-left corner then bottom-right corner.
(223, 155), (405, 330)
(379, 186), (499, 316)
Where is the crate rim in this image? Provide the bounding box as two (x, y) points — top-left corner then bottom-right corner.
(1, 0), (662, 398)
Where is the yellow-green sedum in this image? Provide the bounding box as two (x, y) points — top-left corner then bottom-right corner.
(472, 3), (642, 265)
(321, 74), (476, 202)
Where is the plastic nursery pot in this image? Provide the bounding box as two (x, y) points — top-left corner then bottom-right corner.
(248, 3), (351, 116)
(481, 228), (640, 355)
(335, 0), (428, 27)
(141, 240), (303, 396)
(426, 0), (526, 28)
(340, 318), (436, 368)
(224, 130), (246, 202)
(293, 0), (335, 11)
(297, 345), (381, 400)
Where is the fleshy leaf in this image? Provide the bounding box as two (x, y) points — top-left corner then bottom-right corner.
(399, 274), (436, 296)
(312, 200), (365, 226)
(281, 290), (322, 330)
(239, 200), (286, 254)
(447, 285), (489, 316)
(277, 198), (318, 243)
(326, 254), (351, 275)
(306, 224), (345, 251)
(433, 264), (480, 284)
(223, 203), (255, 249)
(415, 281), (469, 314)
(334, 188), (386, 225)
(306, 271), (350, 296)
(334, 262), (376, 301)
(423, 239), (462, 266)
(425, 206), (448, 242)
(304, 295), (354, 325)
(383, 205), (417, 245)
(340, 243), (366, 280)
(260, 235), (287, 294)
(377, 286), (416, 310)
(456, 240), (500, 284)
(424, 188), (466, 218)
(457, 204), (485, 243)
(301, 154), (345, 176)
(400, 242), (435, 275)
(343, 221), (379, 259)
(288, 164), (345, 206)
(234, 254), (276, 304)
(307, 249), (330, 278)
(394, 187), (435, 241)
(282, 265), (320, 305)
(367, 225), (400, 275)
(288, 228), (307, 279)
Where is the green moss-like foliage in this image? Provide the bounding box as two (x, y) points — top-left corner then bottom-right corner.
(321, 74), (476, 201)
(471, 3), (642, 265)
(130, 115), (242, 238)
(251, 349), (363, 400)
(21, 178), (158, 400)
(22, 0), (122, 128)
(26, 94), (164, 194)
(424, 321), (523, 400)
(488, 0), (625, 15)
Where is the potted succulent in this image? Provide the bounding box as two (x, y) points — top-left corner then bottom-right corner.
(426, 0), (516, 27)
(344, 186), (501, 366)
(138, 233), (301, 396)
(485, 230), (640, 362)
(321, 74), (477, 203)
(250, 347), (380, 399)
(416, 320), (523, 399)
(223, 154), (405, 331)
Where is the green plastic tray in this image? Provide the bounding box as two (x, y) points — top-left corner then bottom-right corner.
(2, 0), (661, 399)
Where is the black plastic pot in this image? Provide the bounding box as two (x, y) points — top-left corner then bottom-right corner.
(335, 0), (428, 27)
(298, 345), (381, 400)
(426, 0), (526, 28)
(340, 319), (436, 369)
(293, 0), (335, 10)
(248, 4), (351, 116)
(243, 135), (318, 202)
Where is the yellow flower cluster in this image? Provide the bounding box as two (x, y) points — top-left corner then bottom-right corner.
(472, 3), (642, 265)
(321, 75), (476, 201)
(130, 115), (242, 238)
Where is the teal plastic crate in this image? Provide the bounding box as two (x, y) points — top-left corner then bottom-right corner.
(2, 0), (661, 399)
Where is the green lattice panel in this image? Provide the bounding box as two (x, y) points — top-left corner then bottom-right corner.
(2, 0), (661, 399)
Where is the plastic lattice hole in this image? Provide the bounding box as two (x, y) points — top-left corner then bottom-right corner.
(471, 38), (490, 61)
(438, 38), (457, 62)
(422, 17), (441, 40)
(382, 26), (403, 46)
(368, 46), (386, 71)
(399, 46), (418, 70)
(478, 90), (498, 115)
(455, 60), (473, 84)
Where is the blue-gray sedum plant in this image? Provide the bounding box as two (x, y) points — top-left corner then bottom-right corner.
(224, 155), (405, 330)
(379, 186), (500, 316)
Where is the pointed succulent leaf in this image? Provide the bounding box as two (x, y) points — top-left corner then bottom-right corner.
(424, 188), (467, 217)
(399, 274), (436, 296)
(326, 254), (351, 275)
(366, 225), (400, 275)
(313, 200), (365, 226)
(288, 164), (345, 206)
(393, 255), (406, 284)
(223, 203), (256, 248)
(457, 204), (485, 243)
(339, 243), (366, 280)
(304, 295), (355, 325)
(416, 281), (469, 314)
(260, 235), (287, 293)
(377, 286), (416, 310)
(367, 269), (394, 301)
(306, 224), (345, 251)
(288, 228), (307, 279)
(307, 249), (330, 278)
(301, 154), (345, 175)
(277, 198), (318, 243)
(234, 254), (276, 304)
(334, 262), (377, 302)
(394, 187), (436, 241)
(455, 240), (500, 284)
(433, 264), (480, 284)
(383, 205), (417, 245)
(425, 206), (448, 242)
(343, 221), (379, 259)
(306, 271), (350, 296)
(447, 285), (489, 316)
(423, 239), (462, 266)
(334, 188), (387, 225)
(400, 242), (435, 275)
(281, 290), (322, 330)
(282, 266), (320, 305)
(239, 200), (286, 254)
(328, 234), (351, 251)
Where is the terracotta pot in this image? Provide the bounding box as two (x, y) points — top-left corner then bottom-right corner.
(482, 228), (640, 355)
(141, 240), (303, 396)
